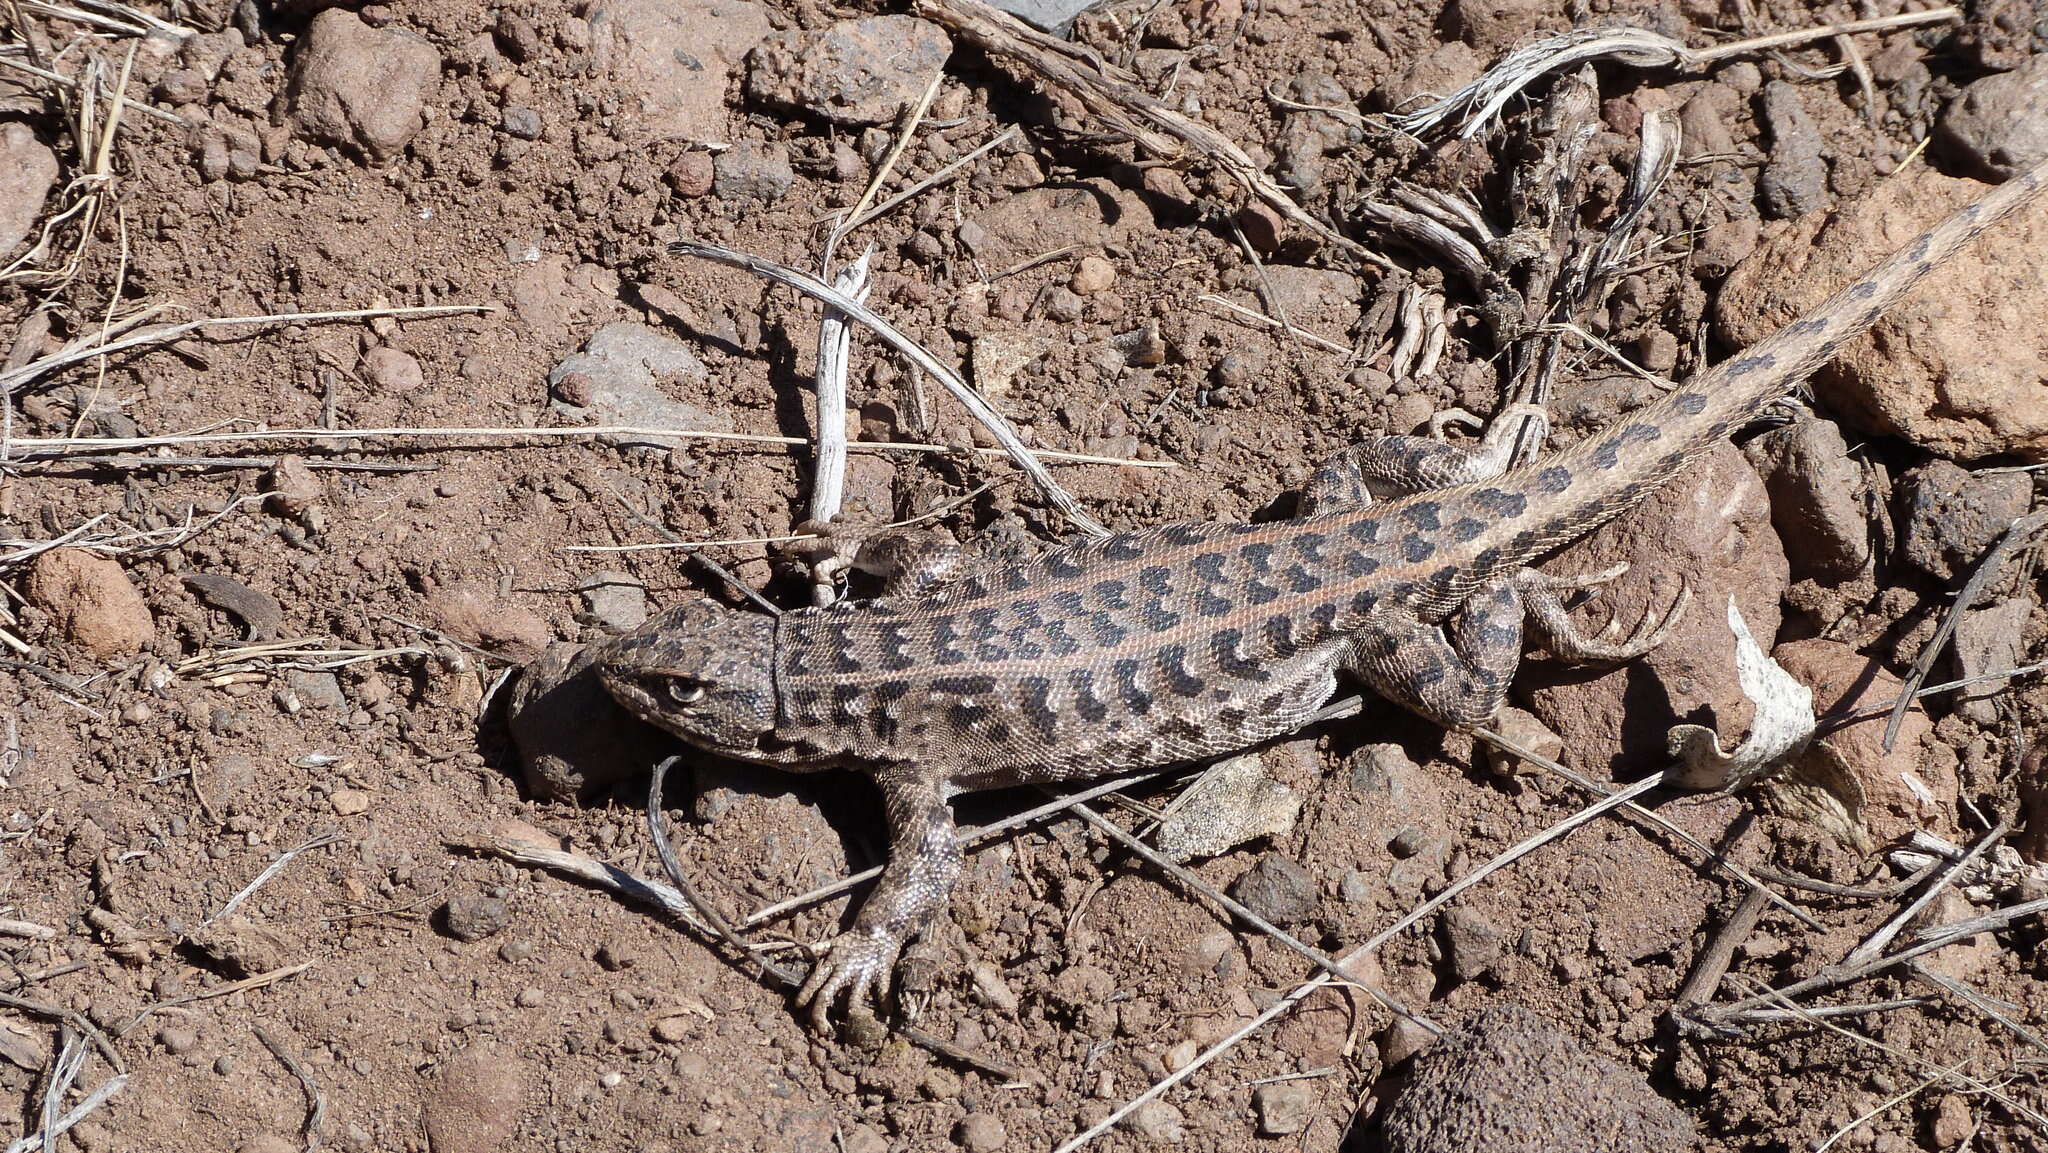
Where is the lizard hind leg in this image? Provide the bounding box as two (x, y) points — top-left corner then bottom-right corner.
(792, 520), (968, 598)
(795, 765), (962, 1031)
(1298, 402), (1550, 515)
(1344, 579), (1528, 730)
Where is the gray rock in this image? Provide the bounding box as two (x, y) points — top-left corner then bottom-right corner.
(500, 106), (542, 140)
(441, 893), (512, 942)
(1937, 53), (2048, 179)
(603, 0), (772, 144)
(578, 570), (649, 633)
(712, 139), (794, 201)
(1121, 1099), (1186, 1144)
(1382, 1006), (1698, 1153)
(1743, 414), (1871, 582)
(1154, 753), (1302, 862)
(746, 16), (952, 127)
(508, 641), (671, 802)
(1439, 907), (1504, 983)
(985, 0), (1107, 35)
(284, 10), (441, 162)
(1348, 742), (1416, 796)
(1229, 853), (1316, 926)
(1756, 80), (1827, 219)
(1271, 72), (1362, 196)
(1253, 1081), (1313, 1136)
(548, 323), (730, 449)
(283, 669), (347, 712)
(1952, 597), (2032, 723)
(1899, 460), (2034, 588)
(0, 121), (59, 257)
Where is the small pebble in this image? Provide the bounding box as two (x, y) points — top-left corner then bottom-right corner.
(1253, 1081), (1312, 1136)
(497, 939), (534, 963)
(956, 1111), (1007, 1151)
(500, 106), (542, 139)
(1069, 254), (1116, 295)
(599, 1071), (624, 1089)
(362, 346), (423, 392)
(515, 987), (545, 1008)
(441, 893), (512, 942)
(668, 151), (714, 197)
(159, 1025), (199, 1055)
(329, 788), (371, 816)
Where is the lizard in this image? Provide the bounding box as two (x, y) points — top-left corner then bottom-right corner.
(594, 159), (2048, 1030)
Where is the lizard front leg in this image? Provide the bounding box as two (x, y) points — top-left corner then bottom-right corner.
(797, 764), (961, 1030)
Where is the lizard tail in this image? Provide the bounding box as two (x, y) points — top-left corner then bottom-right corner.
(1468, 156), (2048, 575)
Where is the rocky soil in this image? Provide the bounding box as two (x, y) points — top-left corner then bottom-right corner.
(1, 0), (2046, 1151)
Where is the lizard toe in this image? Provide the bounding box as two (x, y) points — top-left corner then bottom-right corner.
(796, 929), (903, 1032)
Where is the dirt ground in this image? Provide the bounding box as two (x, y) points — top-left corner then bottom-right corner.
(2, 0), (2045, 1150)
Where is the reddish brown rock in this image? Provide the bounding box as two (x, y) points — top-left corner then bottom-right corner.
(425, 584), (551, 662)
(746, 16), (952, 127)
(1520, 441), (1790, 777)
(1717, 167), (2048, 461)
(0, 121), (60, 257)
(285, 10), (441, 162)
(26, 548), (154, 657)
(422, 1046), (526, 1153)
(1771, 638), (1953, 850)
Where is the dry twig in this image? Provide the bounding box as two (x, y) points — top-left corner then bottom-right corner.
(670, 239), (1111, 535)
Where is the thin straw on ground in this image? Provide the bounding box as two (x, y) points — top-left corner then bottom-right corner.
(670, 239), (1111, 536)
(1055, 773), (1665, 1152)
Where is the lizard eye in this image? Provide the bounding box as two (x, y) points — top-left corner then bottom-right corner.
(664, 680), (707, 706)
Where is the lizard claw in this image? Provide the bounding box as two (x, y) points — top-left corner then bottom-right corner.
(796, 928), (902, 1032)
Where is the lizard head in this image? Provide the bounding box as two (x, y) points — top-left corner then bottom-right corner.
(594, 598), (779, 758)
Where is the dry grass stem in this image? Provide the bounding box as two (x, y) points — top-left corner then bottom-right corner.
(1390, 9), (1958, 139)
(452, 818), (711, 933)
(199, 832), (346, 932)
(1057, 793), (1436, 1032)
(1885, 510), (2048, 749)
(1475, 724), (1820, 930)
(3, 1068), (127, 1153)
(827, 70), (942, 257)
(834, 127), (1019, 236)
(741, 771), (1166, 928)
(0, 52), (182, 123)
(0, 304), (492, 395)
(671, 239), (1112, 535)
(807, 249), (873, 559)
(12, 423), (1171, 468)
(253, 1027), (326, 1153)
(1194, 294), (1349, 355)
(21, 0), (192, 38)
(1844, 821), (2007, 967)
(1057, 773), (1664, 1152)
(915, 0), (1391, 269)
(647, 756), (801, 987)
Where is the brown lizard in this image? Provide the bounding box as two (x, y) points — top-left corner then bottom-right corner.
(596, 160), (2048, 1029)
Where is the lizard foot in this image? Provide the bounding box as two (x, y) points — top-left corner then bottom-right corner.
(796, 928), (903, 1032)
(1531, 569), (1687, 663)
